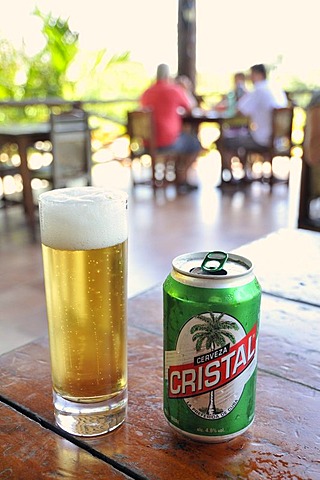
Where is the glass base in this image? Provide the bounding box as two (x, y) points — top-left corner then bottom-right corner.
(53, 388), (127, 437)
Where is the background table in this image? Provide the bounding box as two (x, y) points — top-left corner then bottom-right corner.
(0, 124), (50, 234)
(183, 109), (248, 131)
(0, 228), (319, 479)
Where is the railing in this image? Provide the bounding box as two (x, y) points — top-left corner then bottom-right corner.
(0, 97), (139, 126)
(0, 98), (140, 203)
(0, 97), (140, 156)
(196, 89), (317, 110)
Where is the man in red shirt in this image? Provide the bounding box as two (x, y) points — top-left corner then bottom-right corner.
(140, 64), (202, 192)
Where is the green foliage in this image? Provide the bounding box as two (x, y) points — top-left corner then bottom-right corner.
(0, 9), (82, 123)
(0, 8), (145, 125)
(0, 10), (79, 102)
(0, 40), (21, 99)
(72, 54), (147, 126)
(23, 7), (79, 99)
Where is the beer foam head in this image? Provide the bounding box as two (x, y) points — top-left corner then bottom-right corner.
(39, 187), (128, 250)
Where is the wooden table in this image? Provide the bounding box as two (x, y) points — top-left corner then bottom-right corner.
(183, 109), (232, 136)
(234, 228), (320, 306)
(0, 228), (319, 479)
(0, 123), (50, 234)
(183, 108), (247, 128)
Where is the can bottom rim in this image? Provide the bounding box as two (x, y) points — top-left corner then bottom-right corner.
(167, 418), (254, 443)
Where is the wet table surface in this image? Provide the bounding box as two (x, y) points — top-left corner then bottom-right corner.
(234, 228), (320, 307)
(0, 229), (319, 479)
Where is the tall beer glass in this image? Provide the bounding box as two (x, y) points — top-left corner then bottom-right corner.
(39, 187), (128, 436)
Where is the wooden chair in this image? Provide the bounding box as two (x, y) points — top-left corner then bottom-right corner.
(0, 152), (38, 239)
(298, 102), (320, 231)
(127, 109), (179, 191)
(33, 110), (92, 189)
(221, 107), (294, 184)
(0, 128), (50, 238)
(298, 160), (320, 231)
(244, 107), (294, 184)
(0, 161), (21, 209)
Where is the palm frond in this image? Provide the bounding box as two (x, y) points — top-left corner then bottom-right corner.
(192, 332), (207, 342)
(196, 337), (206, 351)
(190, 324), (210, 334)
(210, 312), (225, 322)
(206, 337), (214, 350)
(219, 321), (239, 331)
(214, 331), (228, 347)
(221, 331), (237, 344)
(194, 314), (212, 324)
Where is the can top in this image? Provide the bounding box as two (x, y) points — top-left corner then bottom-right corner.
(172, 251), (253, 280)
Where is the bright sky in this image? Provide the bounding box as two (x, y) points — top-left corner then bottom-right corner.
(1, 0), (319, 84)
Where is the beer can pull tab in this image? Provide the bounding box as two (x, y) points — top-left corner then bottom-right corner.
(201, 251), (228, 274)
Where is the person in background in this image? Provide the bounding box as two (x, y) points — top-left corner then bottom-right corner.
(175, 75), (199, 109)
(215, 71), (247, 114)
(140, 64), (202, 192)
(219, 63), (288, 183)
(233, 71), (247, 102)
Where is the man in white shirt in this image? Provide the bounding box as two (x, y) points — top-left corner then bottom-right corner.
(220, 64), (288, 182)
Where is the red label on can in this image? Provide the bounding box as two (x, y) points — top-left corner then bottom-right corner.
(168, 324), (256, 399)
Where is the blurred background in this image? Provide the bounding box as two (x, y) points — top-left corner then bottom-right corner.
(0, 0), (316, 198)
(2, 0), (320, 89)
(1, 0), (319, 104)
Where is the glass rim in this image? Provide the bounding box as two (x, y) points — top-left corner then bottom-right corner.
(39, 186), (128, 205)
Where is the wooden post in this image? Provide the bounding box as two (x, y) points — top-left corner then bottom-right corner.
(178, 0), (196, 88)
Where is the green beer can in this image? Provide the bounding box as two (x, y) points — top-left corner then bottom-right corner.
(163, 251), (261, 442)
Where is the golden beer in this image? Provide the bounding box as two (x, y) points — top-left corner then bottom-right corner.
(39, 187), (128, 436)
(42, 242), (127, 401)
